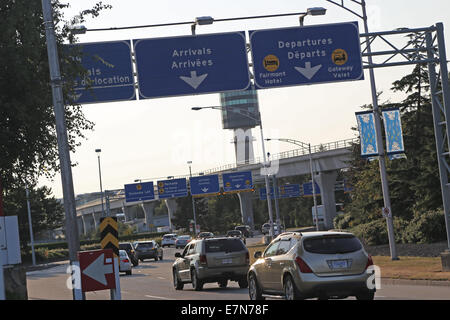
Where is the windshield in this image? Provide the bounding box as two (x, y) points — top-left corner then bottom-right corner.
(205, 239), (246, 253)
(303, 235), (362, 254)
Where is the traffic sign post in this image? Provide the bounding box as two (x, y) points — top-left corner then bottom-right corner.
(222, 171), (253, 194)
(67, 40), (136, 104)
(157, 178), (188, 199)
(249, 22), (363, 89)
(189, 174), (220, 197)
(124, 182), (155, 202)
(134, 32), (251, 99)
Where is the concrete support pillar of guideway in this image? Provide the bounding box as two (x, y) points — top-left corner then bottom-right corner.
(233, 127), (257, 233)
(92, 209), (98, 229)
(80, 214), (87, 236)
(164, 199), (178, 232)
(140, 202), (155, 232)
(237, 192), (255, 231)
(315, 170), (339, 230)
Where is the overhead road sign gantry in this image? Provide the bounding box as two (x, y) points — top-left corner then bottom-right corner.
(249, 22), (363, 89)
(133, 32), (251, 99)
(124, 182), (155, 202)
(157, 178), (188, 199)
(67, 40), (136, 104)
(222, 171), (253, 194)
(189, 174), (220, 197)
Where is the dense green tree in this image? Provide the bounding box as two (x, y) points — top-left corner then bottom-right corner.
(0, 1), (110, 190)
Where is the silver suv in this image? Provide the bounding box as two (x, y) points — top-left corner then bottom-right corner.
(248, 231), (376, 300)
(172, 237), (250, 291)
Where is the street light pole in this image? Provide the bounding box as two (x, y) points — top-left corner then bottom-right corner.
(25, 187), (36, 266)
(192, 106), (276, 238)
(41, 0), (82, 300)
(95, 149), (105, 217)
(187, 161), (198, 235)
(266, 138), (320, 230)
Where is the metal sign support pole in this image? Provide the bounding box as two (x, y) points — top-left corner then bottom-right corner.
(25, 188), (36, 266)
(361, 1), (398, 260)
(41, 0), (83, 299)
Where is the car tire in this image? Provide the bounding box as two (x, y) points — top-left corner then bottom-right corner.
(238, 277), (248, 289)
(160, 254), (163, 261)
(154, 256), (158, 261)
(356, 291), (375, 300)
(126, 270), (132, 276)
(248, 273), (264, 300)
(218, 279), (228, 288)
(173, 269), (184, 290)
(191, 269), (203, 291)
(283, 274), (301, 300)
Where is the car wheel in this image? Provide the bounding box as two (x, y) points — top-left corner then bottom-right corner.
(248, 273), (264, 300)
(218, 279), (227, 288)
(191, 269), (203, 291)
(126, 270), (132, 276)
(356, 291), (375, 300)
(160, 254), (163, 261)
(173, 269), (184, 290)
(154, 256), (158, 261)
(283, 274), (301, 300)
(238, 277), (248, 289)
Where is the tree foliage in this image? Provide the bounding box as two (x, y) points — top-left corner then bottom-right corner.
(0, 0), (111, 190)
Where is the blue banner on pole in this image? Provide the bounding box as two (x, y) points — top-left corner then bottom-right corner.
(222, 171), (253, 193)
(356, 111), (379, 158)
(302, 181), (321, 197)
(382, 108), (406, 159)
(190, 175), (220, 197)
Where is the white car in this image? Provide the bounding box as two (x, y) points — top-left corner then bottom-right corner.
(119, 250), (132, 275)
(161, 233), (178, 247)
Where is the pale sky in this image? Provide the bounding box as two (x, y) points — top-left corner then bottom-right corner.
(39, 0), (450, 198)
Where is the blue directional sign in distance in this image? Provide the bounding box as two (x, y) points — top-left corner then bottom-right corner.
(222, 171), (253, 193)
(68, 41), (136, 104)
(260, 184), (301, 200)
(249, 22), (363, 89)
(133, 32), (251, 99)
(124, 182), (155, 203)
(189, 175), (220, 197)
(302, 182), (321, 197)
(279, 184), (301, 198)
(157, 178), (188, 199)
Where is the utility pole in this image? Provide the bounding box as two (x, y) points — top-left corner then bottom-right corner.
(41, 0), (83, 299)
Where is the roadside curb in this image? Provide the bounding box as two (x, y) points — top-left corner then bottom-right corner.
(25, 260), (69, 273)
(382, 278), (450, 287)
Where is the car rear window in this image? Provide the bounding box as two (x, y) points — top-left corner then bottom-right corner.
(303, 235), (362, 254)
(137, 242), (154, 248)
(119, 243), (131, 250)
(205, 239), (246, 253)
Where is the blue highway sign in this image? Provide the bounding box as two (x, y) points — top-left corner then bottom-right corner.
(124, 182), (155, 202)
(260, 184), (301, 200)
(68, 40), (136, 104)
(157, 178), (188, 199)
(133, 32), (251, 99)
(249, 22), (363, 89)
(190, 174), (220, 197)
(222, 171), (253, 193)
(302, 181), (321, 197)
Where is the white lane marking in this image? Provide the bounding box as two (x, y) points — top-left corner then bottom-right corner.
(157, 277), (166, 280)
(145, 295), (171, 300)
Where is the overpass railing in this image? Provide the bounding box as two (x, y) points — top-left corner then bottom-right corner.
(191, 137), (358, 177)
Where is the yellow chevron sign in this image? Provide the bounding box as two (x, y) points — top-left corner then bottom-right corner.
(99, 217), (119, 257)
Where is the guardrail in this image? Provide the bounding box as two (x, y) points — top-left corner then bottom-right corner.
(178, 137), (358, 178)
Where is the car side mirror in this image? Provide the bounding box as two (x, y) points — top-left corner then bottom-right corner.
(175, 252), (182, 258)
(254, 251), (262, 259)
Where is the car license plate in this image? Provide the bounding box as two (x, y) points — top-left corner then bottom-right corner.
(222, 258), (233, 264)
(329, 260), (348, 269)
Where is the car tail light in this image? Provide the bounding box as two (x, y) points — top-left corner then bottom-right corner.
(245, 252), (250, 264)
(295, 256), (313, 273)
(122, 259), (129, 263)
(199, 254), (207, 266)
(365, 254), (374, 270)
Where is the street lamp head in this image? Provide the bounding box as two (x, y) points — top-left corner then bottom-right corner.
(69, 25), (87, 35)
(187, 160), (192, 165)
(195, 16), (214, 25)
(307, 7), (327, 16)
(134, 179), (141, 183)
(95, 148), (101, 153)
(191, 107), (202, 111)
